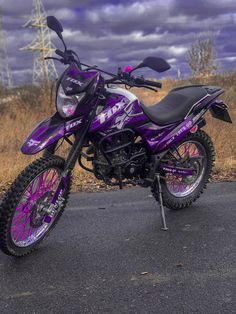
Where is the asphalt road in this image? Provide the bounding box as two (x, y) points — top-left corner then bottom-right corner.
(0, 182), (235, 314)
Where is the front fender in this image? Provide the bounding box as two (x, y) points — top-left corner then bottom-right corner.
(21, 113), (66, 155)
(22, 113), (85, 155)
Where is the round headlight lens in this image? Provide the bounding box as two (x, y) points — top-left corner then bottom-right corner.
(56, 85), (85, 118)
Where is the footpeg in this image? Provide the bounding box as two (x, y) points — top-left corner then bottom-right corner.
(155, 173), (168, 231)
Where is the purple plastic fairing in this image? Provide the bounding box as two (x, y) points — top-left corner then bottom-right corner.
(61, 63), (100, 96)
(90, 87), (148, 133)
(157, 109), (206, 151)
(21, 114), (84, 155)
(137, 122), (176, 152)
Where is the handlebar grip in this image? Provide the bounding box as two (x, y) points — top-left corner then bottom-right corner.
(55, 49), (65, 58)
(143, 80), (162, 88)
(134, 78), (162, 88)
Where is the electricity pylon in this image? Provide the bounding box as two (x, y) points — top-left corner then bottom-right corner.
(0, 8), (13, 89)
(20, 0), (58, 86)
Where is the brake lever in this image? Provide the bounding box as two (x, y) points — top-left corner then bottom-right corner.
(132, 80), (158, 92)
(143, 85), (158, 92)
(44, 57), (62, 62)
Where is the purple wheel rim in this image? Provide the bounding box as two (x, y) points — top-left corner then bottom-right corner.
(165, 141), (206, 197)
(10, 168), (62, 247)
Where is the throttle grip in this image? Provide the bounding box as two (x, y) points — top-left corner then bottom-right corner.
(135, 77), (162, 88)
(55, 49), (65, 58)
(143, 80), (162, 88)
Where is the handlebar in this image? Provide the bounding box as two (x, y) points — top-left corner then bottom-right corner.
(136, 78), (162, 89)
(47, 49), (82, 69)
(49, 49), (162, 92)
(105, 75), (162, 91)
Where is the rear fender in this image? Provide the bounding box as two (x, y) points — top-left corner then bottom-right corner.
(21, 113), (83, 155)
(188, 88), (223, 115)
(209, 100), (232, 123)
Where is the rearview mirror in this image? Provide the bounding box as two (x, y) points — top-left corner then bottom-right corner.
(47, 16), (63, 39)
(47, 16), (67, 50)
(136, 57), (171, 73)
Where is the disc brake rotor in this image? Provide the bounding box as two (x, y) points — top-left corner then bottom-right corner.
(30, 191), (54, 227)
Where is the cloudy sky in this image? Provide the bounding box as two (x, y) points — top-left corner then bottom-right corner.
(0, 0), (236, 85)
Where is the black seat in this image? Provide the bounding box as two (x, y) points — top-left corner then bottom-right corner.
(141, 85), (215, 125)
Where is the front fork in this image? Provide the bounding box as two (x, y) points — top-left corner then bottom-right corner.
(44, 107), (98, 222)
(44, 174), (70, 223)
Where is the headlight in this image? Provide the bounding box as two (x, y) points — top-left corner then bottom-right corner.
(56, 85), (85, 118)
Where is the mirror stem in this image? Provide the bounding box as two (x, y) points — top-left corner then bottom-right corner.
(61, 37), (67, 51)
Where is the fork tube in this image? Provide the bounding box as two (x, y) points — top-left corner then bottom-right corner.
(63, 107), (97, 174)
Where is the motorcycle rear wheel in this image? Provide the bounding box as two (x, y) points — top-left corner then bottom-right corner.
(152, 130), (215, 210)
(0, 155), (71, 257)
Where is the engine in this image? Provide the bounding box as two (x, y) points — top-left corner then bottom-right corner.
(93, 129), (147, 186)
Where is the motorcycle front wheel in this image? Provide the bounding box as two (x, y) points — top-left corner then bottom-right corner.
(0, 155), (71, 257)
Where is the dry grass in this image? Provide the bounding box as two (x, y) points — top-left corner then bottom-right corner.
(0, 73), (235, 193)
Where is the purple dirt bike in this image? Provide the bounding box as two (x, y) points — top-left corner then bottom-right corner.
(0, 16), (232, 257)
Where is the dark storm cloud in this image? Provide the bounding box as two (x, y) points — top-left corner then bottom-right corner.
(171, 0), (236, 18)
(0, 0), (235, 85)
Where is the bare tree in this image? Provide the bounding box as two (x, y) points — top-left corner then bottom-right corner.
(187, 37), (217, 76)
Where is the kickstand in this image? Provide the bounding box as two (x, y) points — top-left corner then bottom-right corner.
(155, 173), (168, 231)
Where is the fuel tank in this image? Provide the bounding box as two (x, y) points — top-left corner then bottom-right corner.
(90, 86), (148, 133)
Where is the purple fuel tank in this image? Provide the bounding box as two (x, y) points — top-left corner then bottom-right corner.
(90, 86), (177, 152)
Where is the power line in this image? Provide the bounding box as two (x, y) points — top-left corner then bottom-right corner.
(0, 7), (13, 89)
(20, 0), (58, 87)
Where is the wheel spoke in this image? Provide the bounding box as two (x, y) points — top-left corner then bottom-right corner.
(20, 216), (31, 241)
(11, 207), (30, 233)
(165, 140), (206, 197)
(10, 167), (62, 247)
